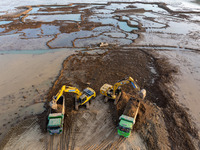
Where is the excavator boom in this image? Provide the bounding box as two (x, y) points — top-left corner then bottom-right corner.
(100, 76), (146, 104)
(113, 77), (140, 96)
(50, 85), (96, 110)
(50, 85), (82, 110)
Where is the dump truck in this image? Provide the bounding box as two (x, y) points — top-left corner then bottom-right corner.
(117, 97), (141, 138)
(47, 95), (65, 135)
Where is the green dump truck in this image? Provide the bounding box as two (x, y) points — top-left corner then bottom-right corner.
(47, 95), (65, 135)
(117, 97), (140, 138)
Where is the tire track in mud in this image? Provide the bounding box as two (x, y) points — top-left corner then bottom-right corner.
(65, 113), (78, 150)
(92, 129), (116, 150)
(82, 128), (116, 150)
(81, 110), (116, 150)
(59, 124), (66, 150)
(47, 135), (54, 150)
(108, 136), (126, 150)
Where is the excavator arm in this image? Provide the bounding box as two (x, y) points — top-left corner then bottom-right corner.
(50, 85), (82, 109)
(113, 77), (140, 95)
(113, 77), (146, 100)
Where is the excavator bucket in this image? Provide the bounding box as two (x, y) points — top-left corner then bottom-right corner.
(114, 92), (122, 105)
(139, 89), (146, 100)
(49, 101), (58, 110)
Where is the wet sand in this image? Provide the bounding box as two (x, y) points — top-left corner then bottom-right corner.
(157, 50), (200, 134)
(0, 49), (76, 141)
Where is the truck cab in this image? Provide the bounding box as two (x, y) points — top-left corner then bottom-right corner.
(78, 87), (96, 105)
(47, 95), (65, 135)
(117, 115), (135, 138)
(47, 113), (64, 135)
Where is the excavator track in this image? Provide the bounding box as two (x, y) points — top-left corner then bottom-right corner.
(92, 129), (116, 150)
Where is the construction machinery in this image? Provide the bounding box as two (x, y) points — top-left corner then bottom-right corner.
(47, 95), (65, 135)
(117, 97), (142, 138)
(100, 77), (146, 104)
(50, 85), (96, 110)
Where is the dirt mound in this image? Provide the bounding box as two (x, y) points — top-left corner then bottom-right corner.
(43, 47), (199, 149)
(115, 91), (130, 116)
(116, 91), (170, 149)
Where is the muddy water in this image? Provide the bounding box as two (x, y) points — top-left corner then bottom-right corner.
(0, 2), (150, 49)
(2, 1), (188, 49)
(0, 21), (12, 25)
(25, 14), (81, 22)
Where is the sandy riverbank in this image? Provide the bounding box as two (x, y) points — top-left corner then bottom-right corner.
(157, 50), (200, 135)
(0, 49), (76, 141)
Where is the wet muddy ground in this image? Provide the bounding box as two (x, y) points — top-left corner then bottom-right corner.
(0, 1), (200, 150)
(1, 2), (199, 51)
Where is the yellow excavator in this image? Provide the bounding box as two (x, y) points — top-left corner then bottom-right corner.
(100, 77), (146, 104)
(50, 85), (96, 110)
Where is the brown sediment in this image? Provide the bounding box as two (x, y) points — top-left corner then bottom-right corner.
(59, 23), (80, 33)
(46, 33), (59, 49)
(2, 6), (32, 18)
(118, 16), (145, 32)
(114, 8), (146, 13)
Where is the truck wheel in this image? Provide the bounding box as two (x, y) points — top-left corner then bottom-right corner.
(86, 102), (89, 109)
(104, 97), (109, 103)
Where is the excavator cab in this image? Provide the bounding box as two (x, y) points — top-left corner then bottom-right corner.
(78, 94), (87, 104)
(75, 87), (96, 110)
(49, 85), (96, 111)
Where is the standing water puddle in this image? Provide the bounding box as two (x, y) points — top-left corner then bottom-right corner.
(49, 30), (100, 48)
(89, 17), (118, 25)
(118, 21), (138, 32)
(0, 21), (12, 25)
(133, 3), (168, 13)
(28, 7), (65, 14)
(28, 5), (77, 14)
(25, 14), (81, 22)
(89, 17), (138, 32)
(0, 28), (5, 32)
